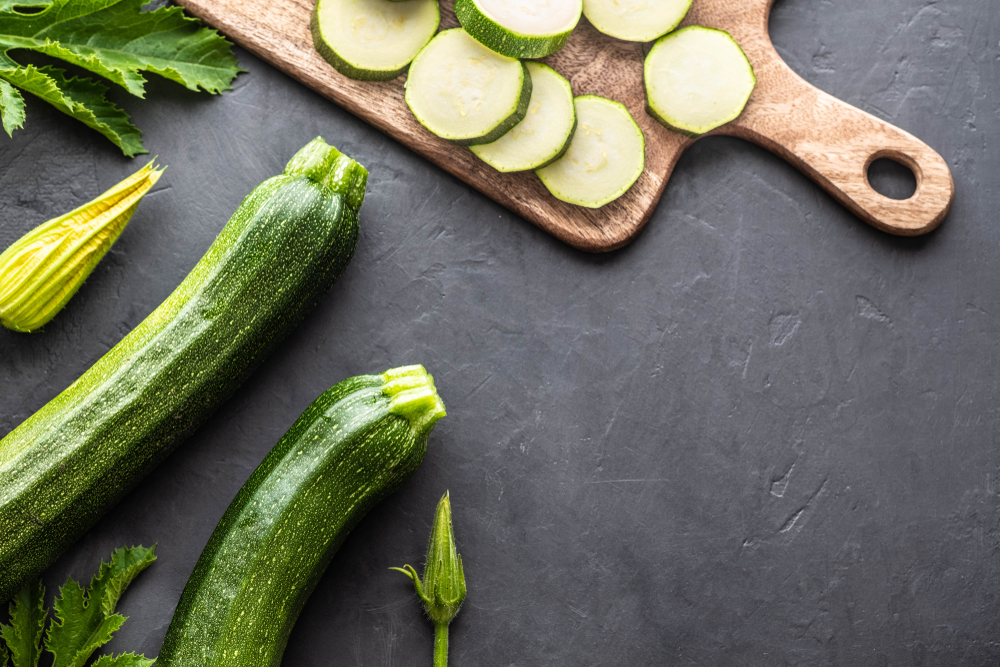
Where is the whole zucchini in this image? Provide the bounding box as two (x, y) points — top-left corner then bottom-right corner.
(0, 138), (367, 603)
(158, 365), (447, 667)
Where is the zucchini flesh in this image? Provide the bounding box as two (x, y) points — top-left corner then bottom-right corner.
(311, 0), (440, 81)
(454, 0), (582, 58)
(582, 0), (692, 42)
(157, 366), (447, 667)
(644, 26), (756, 137)
(536, 95), (645, 208)
(470, 62), (576, 172)
(405, 28), (532, 146)
(0, 138), (367, 604)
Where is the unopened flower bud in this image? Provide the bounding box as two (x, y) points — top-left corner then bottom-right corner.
(391, 491), (467, 626)
(0, 161), (163, 332)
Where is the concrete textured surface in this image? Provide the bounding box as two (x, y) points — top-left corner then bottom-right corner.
(1, 0), (997, 664)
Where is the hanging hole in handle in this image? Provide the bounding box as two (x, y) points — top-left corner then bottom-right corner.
(865, 152), (918, 201)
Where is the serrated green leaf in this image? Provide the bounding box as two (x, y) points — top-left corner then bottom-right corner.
(99, 545), (156, 617)
(1, 642), (7, 667)
(0, 65), (144, 155)
(0, 78), (24, 135)
(91, 652), (154, 667)
(44, 546), (156, 667)
(0, 0), (240, 153)
(0, 0), (241, 94)
(0, 580), (46, 667)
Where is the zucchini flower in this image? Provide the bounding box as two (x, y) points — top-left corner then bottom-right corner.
(0, 161), (164, 332)
(392, 491), (467, 667)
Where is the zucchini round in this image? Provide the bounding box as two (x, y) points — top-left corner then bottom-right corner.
(311, 0), (440, 81)
(454, 0), (582, 58)
(644, 26), (757, 137)
(405, 28), (532, 146)
(470, 62), (576, 173)
(0, 138), (367, 604)
(536, 95), (645, 208)
(582, 0), (692, 42)
(157, 365), (447, 667)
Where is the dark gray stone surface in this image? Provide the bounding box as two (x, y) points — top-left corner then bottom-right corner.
(1, 1), (997, 664)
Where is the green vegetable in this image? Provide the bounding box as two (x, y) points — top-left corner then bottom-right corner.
(470, 62), (576, 173)
(644, 26), (756, 137)
(0, 0), (242, 155)
(0, 137), (366, 605)
(536, 95), (645, 208)
(582, 0), (692, 42)
(0, 581), (44, 667)
(405, 28), (531, 146)
(0, 161), (164, 332)
(157, 365), (447, 667)
(311, 0), (440, 81)
(454, 0), (581, 58)
(0, 546), (156, 667)
(392, 491), (467, 667)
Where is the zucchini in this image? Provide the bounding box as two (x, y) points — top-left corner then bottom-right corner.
(535, 95), (645, 208)
(311, 0), (440, 81)
(470, 62), (576, 173)
(644, 26), (756, 137)
(157, 365), (447, 667)
(405, 28), (532, 146)
(0, 137), (367, 604)
(454, 0), (582, 58)
(582, 0), (692, 42)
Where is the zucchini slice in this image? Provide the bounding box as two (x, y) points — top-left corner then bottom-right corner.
(644, 26), (756, 137)
(454, 0), (582, 58)
(470, 62), (576, 172)
(405, 28), (532, 146)
(535, 95), (644, 208)
(311, 0), (440, 81)
(582, 0), (692, 42)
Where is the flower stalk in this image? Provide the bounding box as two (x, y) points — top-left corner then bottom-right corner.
(0, 161), (164, 332)
(392, 491), (467, 667)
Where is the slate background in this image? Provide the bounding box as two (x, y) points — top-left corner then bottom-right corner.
(1, 0), (998, 664)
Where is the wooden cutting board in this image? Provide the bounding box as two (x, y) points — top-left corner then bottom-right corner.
(174, 0), (955, 252)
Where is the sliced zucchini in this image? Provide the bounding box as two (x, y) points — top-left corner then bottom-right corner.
(582, 0), (691, 42)
(535, 95), (644, 208)
(470, 62), (576, 172)
(405, 28), (532, 146)
(311, 0), (440, 81)
(454, 0), (582, 58)
(644, 26), (756, 137)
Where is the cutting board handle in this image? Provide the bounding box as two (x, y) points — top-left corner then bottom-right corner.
(729, 66), (955, 236)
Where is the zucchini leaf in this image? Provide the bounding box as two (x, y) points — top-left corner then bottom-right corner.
(0, 580), (46, 667)
(44, 546), (156, 667)
(0, 0), (241, 154)
(0, 65), (142, 154)
(0, 78), (24, 135)
(92, 652), (154, 667)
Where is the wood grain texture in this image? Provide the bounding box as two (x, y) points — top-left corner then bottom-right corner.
(174, 0), (955, 251)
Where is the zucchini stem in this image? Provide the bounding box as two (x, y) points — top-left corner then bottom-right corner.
(434, 623), (449, 667)
(283, 137), (369, 211)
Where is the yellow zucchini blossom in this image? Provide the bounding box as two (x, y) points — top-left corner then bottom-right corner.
(0, 161), (164, 332)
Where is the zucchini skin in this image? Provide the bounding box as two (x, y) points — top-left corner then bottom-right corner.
(157, 367), (446, 667)
(454, 0), (578, 59)
(0, 138), (366, 604)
